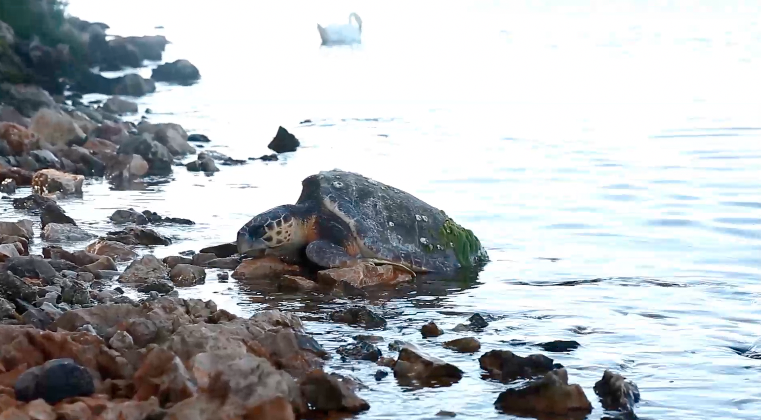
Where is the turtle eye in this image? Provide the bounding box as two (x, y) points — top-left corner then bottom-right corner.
(248, 224), (266, 239)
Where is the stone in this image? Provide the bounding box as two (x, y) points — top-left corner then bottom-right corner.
(109, 209), (149, 225)
(151, 59), (201, 84)
(204, 257), (239, 270)
(31, 170), (84, 196)
(82, 137), (118, 154)
(393, 344), (463, 386)
(112, 74), (156, 97)
(317, 262), (412, 289)
(118, 255), (168, 284)
(217, 272), (229, 281)
(494, 368), (592, 418)
(123, 35), (169, 61)
(538, 340), (581, 353)
(12, 194), (55, 210)
(185, 155), (218, 173)
(0, 178), (16, 194)
(277, 275), (317, 292)
(137, 280), (174, 295)
(593, 370), (640, 412)
(299, 370), (370, 414)
(40, 202), (76, 227)
(479, 350), (556, 383)
(0, 236), (27, 256)
(0, 84), (56, 118)
(21, 398), (56, 420)
(0, 270), (38, 302)
(0, 297), (15, 319)
(337, 341), (382, 362)
(41, 224), (93, 242)
(268, 126), (300, 153)
(52, 401), (92, 420)
(0, 122), (40, 155)
(14, 358), (95, 404)
(0, 167), (34, 187)
(102, 96), (138, 114)
(162, 256), (192, 269)
(133, 347), (196, 404)
(85, 239), (137, 262)
(169, 264), (206, 287)
(30, 149), (61, 170)
(90, 121), (128, 144)
(57, 146), (106, 177)
(187, 134), (210, 143)
(191, 253), (216, 267)
(103, 153), (149, 183)
(421, 321), (444, 338)
(0, 219), (33, 239)
(61, 281), (90, 305)
(135, 122), (195, 157)
(46, 258), (79, 272)
(231, 257), (301, 280)
(0, 243), (20, 262)
(329, 306), (387, 329)
(116, 134), (173, 176)
(467, 313), (489, 329)
(198, 242), (237, 258)
(0, 105), (30, 128)
(29, 109), (86, 147)
(4, 256), (58, 284)
(443, 337), (481, 353)
(104, 226), (171, 246)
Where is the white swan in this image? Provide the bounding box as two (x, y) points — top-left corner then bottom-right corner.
(317, 12), (363, 46)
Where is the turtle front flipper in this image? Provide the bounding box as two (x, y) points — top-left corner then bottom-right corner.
(305, 240), (357, 268)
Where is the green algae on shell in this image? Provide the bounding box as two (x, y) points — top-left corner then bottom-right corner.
(440, 217), (489, 268)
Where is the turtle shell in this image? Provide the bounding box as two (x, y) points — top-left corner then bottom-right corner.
(296, 170), (488, 273)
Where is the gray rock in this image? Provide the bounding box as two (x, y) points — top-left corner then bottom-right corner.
(14, 358), (95, 404)
(109, 208), (149, 225)
(151, 59), (201, 84)
(102, 96), (138, 114)
(41, 223), (94, 242)
(0, 297), (16, 319)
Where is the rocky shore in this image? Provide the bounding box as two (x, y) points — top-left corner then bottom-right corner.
(0, 2), (643, 419)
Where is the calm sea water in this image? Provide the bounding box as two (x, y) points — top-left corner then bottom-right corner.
(3, 0), (761, 418)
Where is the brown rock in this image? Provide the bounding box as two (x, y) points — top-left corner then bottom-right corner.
(82, 138), (117, 154)
(29, 109), (86, 148)
(231, 257), (301, 280)
(593, 370), (640, 412)
(118, 255), (168, 284)
(95, 397), (160, 420)
(1, 236), (28, 255)
(317, 262), (412, 289)
(85, 240), (137, 262)
(377, 357), (396, 368)
(0, 220), (33, 240)
(393, 344), (463, 386)
(133, 347), (196, 404)
(277, 275), (317, 292)
(31, 170), (84, 196)
(0, 122), (39, 155)
(169, 264), (206, 287)
(21, 399), (56, 420)
(299, 370), (369, 414)
(82, 256), (118, 274)
(204, 257), (239, 270)
(162, 256), (192, 269)
(198, 242), (237, 258)
(443, 337), (481, 353)
(0, 243), (20, 262)
(53, 401), (92, 420)
(420, 321), (443, 338)
(495, 368), (592, 418)
(479, 350), (555, 383)
(0, 407), (31, 419)
(0, 167), (34, 187)
(190, 253), (215, 267)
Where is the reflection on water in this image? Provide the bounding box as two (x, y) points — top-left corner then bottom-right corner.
(2, 0), (761, 418)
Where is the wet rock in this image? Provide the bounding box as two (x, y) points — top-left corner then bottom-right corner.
(4, 256), (58, 284)
(29, 109), (86, 147)
(85, 239), (137, 262)
(277, 275), (317, 292)
(258, 153), (279, 161)
(393, 344), (463, 386)
(374, 369), (389, 381)
(102, 96), (138, 114)
(443, 337), (481, 353)
(105, 226), (172, 246)
(14, 358), (95, 404)
(103, 153), (150, 183)
(191, 253), (216, 267)
(204, 257), (240, 270)
(122, 35), (169, 61)
(217, 272), (229, 281)
(32, 170), (84, 196)
(0, 178), (16, 194)
(109, 208), (149, 225)
(46, 258), (80, 272)
(337, 341), (382, 362)
(185, 154), (218, 173)
(30, 149), (61, 169)
(231, 257), (301, 280)
(116, 134), (173, 176)
(0, 236), (27, 256)
(329, 306), (387, 329)
(0, 219), (33, 239)
(0, 243), (21, 262)
(421, 321), (444, 338)
(593, 370), (640, 412)
(40, 202), (76, 227)
(300, 370), (370, 414)
(41, 224), (94, 242)
(479, 350), (556, 383)
(118, 255), (168, 284)
(468, 313), (489, 329)
(199, 242), (238, 258)
(268, 126), (300, 153)
(187, 134), (210, 143)
(140, 209), (194, 225)
(495, 368), (592, 418)
(317, 262), (413, 289)
(12, 193), (55, 210)
(112, 73), (156, 97)
(57, 145), (107, 177)
(169, 264), (206, 287)
(162, 255), (193, 269)
(151, 59), (201, 85)
(539, 340), (581, 353)
(0, 270), (38, 302)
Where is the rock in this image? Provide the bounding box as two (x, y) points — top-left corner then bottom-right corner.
(11, 193), (54, 210)
(199, 242), (237, 258)
(169, 264), (206, 287)
(329, 306), (387, 329)
(122, 35), (169, 61)
(102, 96), (138, 114)
(191, 253), (216, 267)
(0, 20), (13, 45)
(277, 275), (317, 292)
(0, 84), (56, 118)
(593, 370), (640, 412)
(46, 258), (80, 272)
(91, 121), (128, 144)
(374, 369), (389, 381)
(187, 134), (210, 143)
(112, 74), (156, 97)
(133, 347), (196, 404)
(61, 280), (90, 305)
(29, 109), (87, 147)
(103, 153), (149, 183)
(118, 255), (168, 284)
(495, 368), (592, 418)
(0, 243), (21, 262)
(257, 153), (279, 161)
(393, 344), (463, 386)
(30, 149), (62, 170)
(268, 126), (300, 153)
(337, 341), (382, 362)
(300, 370), (370, 414)
(116, 134), (173, 176)
(0, 219), (33, 239)
(0, 105), (30, 127)
(83, 137), (118, 154)
(4, 256), (58, 284)
(0, 178), (16, 194)
(202, 257), (238, 270)
(140, 210), (194, 225)
(40, 202), (76, 227)
(151, 59), (201, 85)
(41, 224), (93, 242)
(162, 256), (192, 269)
(0, 297), (15, 319)
(32, 170), (84, 196)
(217, 272), (229, 281)
(231, 257), (301, 280)
(443, 337), (481, 353)
(58, 145), (107, 177)
(14, 358), (95, 404)
(538, 340), (581, 353)
(467, 313), (489, 329)
(85, 239), (137, 262)
(21, 398), (57, 419)
(104, 226), (172, 246)
(185, 154), (218, 172)
(136, 122), (195, 156)
(1, 166), (35, 186)
(479, 350), (556, 383)
(0, 122), (40, 155)
(52, 401), (92, 420)
(0, 236), (27, 255)
(109, 209), (149, 225)
(421, 321), (444, 338)
(0, 270), (38, 302)
(317, 262), (413, 289)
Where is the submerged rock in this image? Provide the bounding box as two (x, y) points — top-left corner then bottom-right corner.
(593, 370), (640, 412)
(329, 306), (387, 329)
(105, 226), (172, 246)
(479, 350), (556, 383)
(538, 340), (581, 353)
(317, 262), (413, 289)
(231, 257), (301, 280)
(199, 242), (237, 258)
(443, 337), (481, 353)
(267, 126), (300, 153)
(300, 370), (370, 414)
(393, 344), (463, 386)
(109, 208), (149, 225)
(495, 368), (592, 418)
(337, 341), (382, 362)
(40, 202), (76, 227)
(421, 321), (444, 338)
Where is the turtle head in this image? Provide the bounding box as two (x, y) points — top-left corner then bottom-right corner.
(237, 205), (311, 258)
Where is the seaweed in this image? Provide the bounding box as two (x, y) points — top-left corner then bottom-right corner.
(440, 218), (489, 268)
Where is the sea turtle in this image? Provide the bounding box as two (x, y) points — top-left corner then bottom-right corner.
(236, 170), (489, 275)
